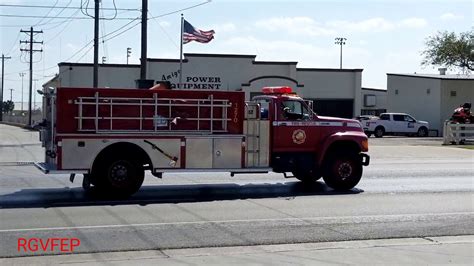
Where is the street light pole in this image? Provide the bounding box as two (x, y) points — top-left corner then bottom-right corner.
(33, 79), (38, 110)
(19, 72), (25, 111)
(334, 37), (347, 69)
(127, 47), (131, 64)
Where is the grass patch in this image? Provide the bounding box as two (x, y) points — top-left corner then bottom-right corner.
(458, 145), (474, 150)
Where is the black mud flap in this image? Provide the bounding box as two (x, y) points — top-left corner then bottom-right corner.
(360, 154), (370, 166)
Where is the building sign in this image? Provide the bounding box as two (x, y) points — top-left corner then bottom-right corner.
(160, 69), (223, 90)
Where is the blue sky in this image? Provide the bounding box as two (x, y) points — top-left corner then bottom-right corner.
(1, 0), (472, 102)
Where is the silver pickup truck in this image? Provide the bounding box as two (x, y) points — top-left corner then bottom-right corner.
(362, 113), (429, 138)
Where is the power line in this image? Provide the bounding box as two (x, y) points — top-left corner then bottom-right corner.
(148, 0), (212, 19)
(37, 0), (72, 27)
(0, 14), (137, 20)
(33, 0), (59, 27)
(0, 4), (139, 11)
(40, 12), (79, 29)
(148, 11), (179, 49)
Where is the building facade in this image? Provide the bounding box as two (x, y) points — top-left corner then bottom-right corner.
(361, 87), (387, 116)
(45, 53), (376, 118)
(387, 72), (474, 134)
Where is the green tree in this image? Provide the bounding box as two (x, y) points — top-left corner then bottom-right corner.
(421, 30), (473, 71)
(2, 101), (14, 113)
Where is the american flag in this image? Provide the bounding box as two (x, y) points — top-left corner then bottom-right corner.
(183, 19), (215, 44)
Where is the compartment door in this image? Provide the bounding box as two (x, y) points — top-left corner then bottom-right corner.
(213, 138), (243, 168)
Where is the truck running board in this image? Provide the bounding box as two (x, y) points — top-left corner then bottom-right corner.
(34, 162), (88, 174)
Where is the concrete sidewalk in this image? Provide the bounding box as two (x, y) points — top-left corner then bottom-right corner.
(2, 235), (473, 265)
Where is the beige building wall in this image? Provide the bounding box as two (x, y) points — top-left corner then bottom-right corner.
(44, 53), (366, 118)
(440, 79), (474, 129)
(361, 88), (387, 115)
(387, 75), (442, 132)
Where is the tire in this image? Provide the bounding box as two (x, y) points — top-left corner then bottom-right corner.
(323, 152), (362, 190)
(364, 131), (371, 138)
(417, 127), (428, 137)
(93, 156), (144, 197)
(292, 170), (321, 182)
(374, 127), (384, 138)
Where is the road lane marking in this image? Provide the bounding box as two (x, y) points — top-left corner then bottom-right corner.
(0, 212), (472, 233)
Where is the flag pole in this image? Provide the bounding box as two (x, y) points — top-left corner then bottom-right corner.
(179, 14), (184, 89)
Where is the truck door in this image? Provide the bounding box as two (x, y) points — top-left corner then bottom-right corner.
(272, 99), (320, 153)
(404, 115), (417, 133)
(392, 114), (408, 133)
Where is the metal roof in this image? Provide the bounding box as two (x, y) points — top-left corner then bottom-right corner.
(387, 73), (474, 80)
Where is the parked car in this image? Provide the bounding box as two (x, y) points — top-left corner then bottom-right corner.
(364, 113), (429, 138)
(354, 115), (379, 136)
(354, 115), (379, 121)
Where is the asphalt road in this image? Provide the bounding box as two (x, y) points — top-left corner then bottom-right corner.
(0, 124), (473, 258)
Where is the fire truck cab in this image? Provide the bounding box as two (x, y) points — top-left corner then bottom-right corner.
(36, 86), (369, 197)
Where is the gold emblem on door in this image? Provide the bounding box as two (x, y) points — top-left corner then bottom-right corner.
(292, 129), (306, 144)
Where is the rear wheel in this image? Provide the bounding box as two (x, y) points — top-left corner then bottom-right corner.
(374, 127), (384, 138)
(92, 156), (144, 197)
(323, 152), (362, 190)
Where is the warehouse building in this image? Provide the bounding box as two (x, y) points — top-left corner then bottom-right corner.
(387, 70), (474, 134)
(361, 87), (387, 116)
(45, 53), (386, 118)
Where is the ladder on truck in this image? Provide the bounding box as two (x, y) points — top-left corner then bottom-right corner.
(74, 92), (232, 134)
(244, 102), (263, 167)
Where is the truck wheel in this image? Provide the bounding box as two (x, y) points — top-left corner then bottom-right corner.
(94, 156), (144, 197)
(417, 127), (428, 137)
(374, 127), (384, 138)
(323, 153), (362, 190)
(292, 170), (321, 182)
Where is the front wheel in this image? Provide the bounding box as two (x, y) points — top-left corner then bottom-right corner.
(417, 127), (428, 137)
(323, 153), (362, 190)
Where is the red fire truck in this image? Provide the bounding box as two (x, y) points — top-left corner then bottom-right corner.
(36, 86), (370, 197)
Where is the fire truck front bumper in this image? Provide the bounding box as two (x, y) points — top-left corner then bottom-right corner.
(360, 153), (370, 166)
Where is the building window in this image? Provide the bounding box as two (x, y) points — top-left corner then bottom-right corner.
(395, 89), (399, 95)
(426, 88), (430, 94)
(450, 90), (457, 97)
(363, 94), (376, 107)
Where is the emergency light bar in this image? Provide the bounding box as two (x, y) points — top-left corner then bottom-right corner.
(262, 86), (293, 94)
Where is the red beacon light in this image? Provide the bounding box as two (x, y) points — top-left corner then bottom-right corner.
(262, 86), (293, 94)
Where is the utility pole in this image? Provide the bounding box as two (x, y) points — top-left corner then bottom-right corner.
(19, 72), (25, 111)
(93, 0), (99, 88)
(127, 47), (131, 64)
(139, 0), (148, 87)
(1, 54), (12, 121)
(335, 37), (347, 69)
(20, 27), (43, 126)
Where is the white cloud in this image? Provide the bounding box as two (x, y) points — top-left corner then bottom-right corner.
(327, 18), (395, 32)
(440, 13), (464, 21)
(397, 18), (428, 29)
(159, 21), (170, 28)
(256, 16), (428, 36)
(212, 23), (236, 33)
(66, 43), (79, 51)
(255, 17), (336, 36)
(327, 17), (427, 32)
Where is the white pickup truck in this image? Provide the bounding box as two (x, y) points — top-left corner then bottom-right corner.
(363, 113), (429, 138)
